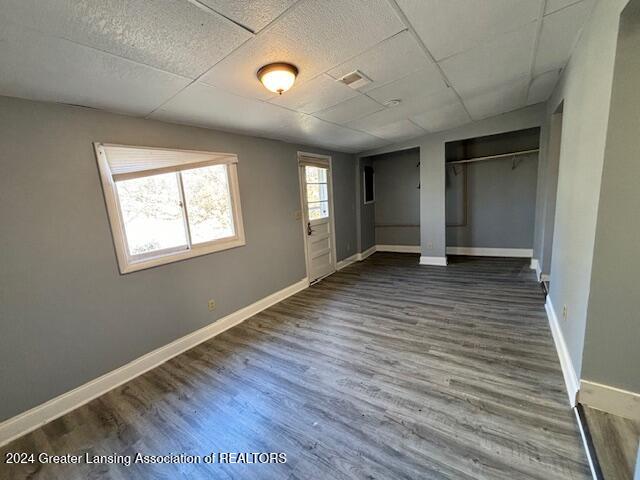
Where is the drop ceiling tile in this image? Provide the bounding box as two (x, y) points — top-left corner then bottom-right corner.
(346, 107), (404, 132)
(439, 23), (537, 97)
(343, 135), (390, 152)
(0, 0), (251, 79)
(396, 0), (541, 61)
(197, 0), (297, 32)
(297, 115), (387, 152)
(527, 70), (560, 105)
(327, 31), (431, 92)
(199, 0), (405, 100)
(149, 82), (384, 152)
(411, 101), (471, 133)
(150, 82), (304, 137)
(366, 66), (448, 105)
(314, 95), (385, 124)
(545, 0), (583, 15)
(463, 76), (529, 120)
(268, 74), (359, 114)
(355, 119), (426, 142)
(347, 87), (459, 132)
(534, 0), (595, 76)
(0, 21), (189, 116)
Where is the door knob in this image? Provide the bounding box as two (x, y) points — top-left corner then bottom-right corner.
(307, 222), (313, 235)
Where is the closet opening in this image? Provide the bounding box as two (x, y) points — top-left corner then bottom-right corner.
(368, 148), (421, 251)
(445, 128), (541, 261)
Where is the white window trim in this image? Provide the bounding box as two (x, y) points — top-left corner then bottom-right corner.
(94, 143), (245, 274)
(363, 167), (375, 205)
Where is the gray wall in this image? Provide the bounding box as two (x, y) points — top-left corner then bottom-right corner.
(544, 0), (630, 381)
(582, 0), (640, 393)
(358, 156), (376, 251)
(371, 149), (420, 246)
(0, 95), (357, 422)
(446, 154), (538, 249)
(332, 149), (358, 261)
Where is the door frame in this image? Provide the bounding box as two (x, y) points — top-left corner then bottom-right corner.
(297, 151), (337, 284)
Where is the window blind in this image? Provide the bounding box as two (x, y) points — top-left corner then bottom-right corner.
(97, 144), (238, 180)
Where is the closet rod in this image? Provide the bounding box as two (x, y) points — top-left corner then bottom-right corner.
(446, 148), (539, 165)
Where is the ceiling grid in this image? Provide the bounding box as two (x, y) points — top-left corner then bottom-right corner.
(0, 0), (597, 152)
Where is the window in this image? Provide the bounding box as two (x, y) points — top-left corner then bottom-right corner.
(363, 165), (375, 204)
(95, 144), (245, 273)
(304, 165), (329, 219)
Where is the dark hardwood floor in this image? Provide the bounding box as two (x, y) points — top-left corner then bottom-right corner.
(583, 405), (640, 480)
(0, 254), (589, 479)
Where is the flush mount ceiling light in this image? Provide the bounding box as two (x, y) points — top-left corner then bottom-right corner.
(257, 63), (298, 95)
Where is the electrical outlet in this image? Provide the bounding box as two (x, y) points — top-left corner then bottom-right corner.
(208, 299), (216, 311)
(562, 304), (568, 321)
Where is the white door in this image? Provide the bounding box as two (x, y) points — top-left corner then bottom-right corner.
(299, 156), (336, 283)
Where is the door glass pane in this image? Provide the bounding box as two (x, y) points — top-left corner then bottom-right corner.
(305, 165), (327, 183)
(306, 184), (328, 202)
(308, 201), (329, 220)
(181, 164), (235, 244)
(116, 173), (187, 256)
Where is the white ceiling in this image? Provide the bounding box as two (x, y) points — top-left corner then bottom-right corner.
(0, 0), (596, 153)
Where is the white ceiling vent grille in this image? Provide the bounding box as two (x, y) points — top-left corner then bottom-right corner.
(337, 70), (372, 90)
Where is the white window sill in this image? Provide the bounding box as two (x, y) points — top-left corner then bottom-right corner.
(119, 237), (246, 274)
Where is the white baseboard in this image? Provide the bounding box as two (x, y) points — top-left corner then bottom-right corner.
(0, 278), (309, 448)
(376, 244), (420, 253)
(530, 258), (541, 281)
(357, 245), (377, 261)
(579, 380), (640, 421)
(352, 245), (421, 264)
(419, 256), (448, 266)
(336, 253), (359, 270)
(530, 258), (550, 282)
(545, 296), (579, 406)
(446, 247), (533, 258)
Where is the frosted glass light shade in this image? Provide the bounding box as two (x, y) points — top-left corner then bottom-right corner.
(257, 63), (298, 95)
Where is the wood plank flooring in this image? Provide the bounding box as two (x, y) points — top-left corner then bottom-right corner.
(583, 405), (640, 479)
(0, 254), (590, 479)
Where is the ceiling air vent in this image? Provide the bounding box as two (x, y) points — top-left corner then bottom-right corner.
(338, 70), (372, 90)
